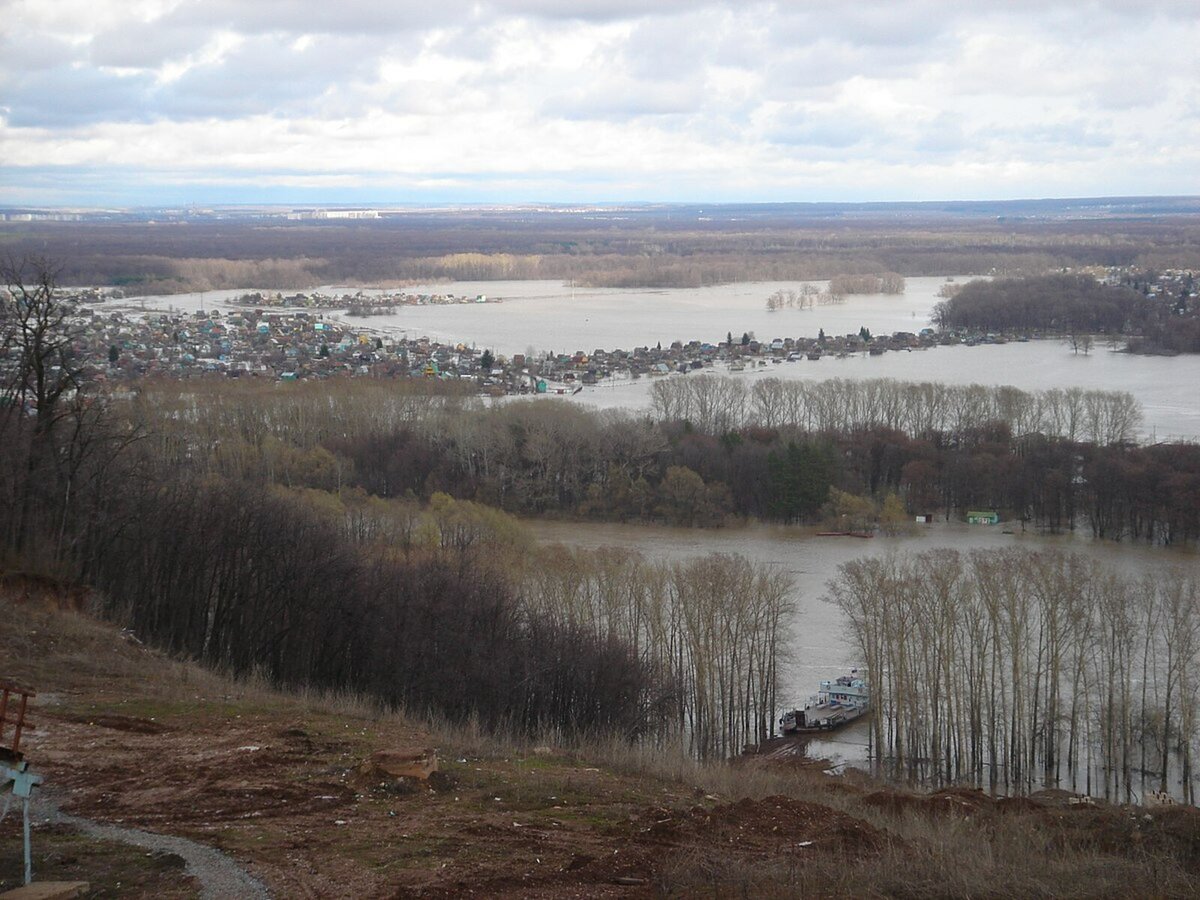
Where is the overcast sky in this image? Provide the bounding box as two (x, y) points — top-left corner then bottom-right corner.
(2, 0), (1199, 206)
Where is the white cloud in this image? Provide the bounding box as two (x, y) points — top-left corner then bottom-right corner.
(2, 0), (1199, 203)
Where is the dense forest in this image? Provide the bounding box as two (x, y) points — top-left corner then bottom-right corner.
(107, 375), (1196, 544)
(932, 274), (1148, 334)
(6, 206), (1200, 293)
(933, 273), (1200, 353)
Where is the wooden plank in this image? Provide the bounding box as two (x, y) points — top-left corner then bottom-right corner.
(0, 883), (91, 899)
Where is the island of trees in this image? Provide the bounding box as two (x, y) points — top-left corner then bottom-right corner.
(933, 273), (1200, 354)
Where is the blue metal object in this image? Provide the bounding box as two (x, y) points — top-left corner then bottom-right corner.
(2, 681), (39, 883)
(3, 762), (43, 798)
(3, 756), (45, 884)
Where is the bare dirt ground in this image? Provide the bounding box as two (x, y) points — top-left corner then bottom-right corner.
(5, 593), (841, 897)
(5, 587), (1200, 898)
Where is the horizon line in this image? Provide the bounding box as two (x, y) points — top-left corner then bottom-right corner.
(4, 194), (1200, 213)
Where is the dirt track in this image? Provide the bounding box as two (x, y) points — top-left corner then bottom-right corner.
(40, 798), (268, 899)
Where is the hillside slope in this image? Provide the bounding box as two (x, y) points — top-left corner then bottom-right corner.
(3, 582), (1200, 898)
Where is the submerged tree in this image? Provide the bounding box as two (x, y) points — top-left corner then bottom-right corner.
(829, 548), (1200, 802)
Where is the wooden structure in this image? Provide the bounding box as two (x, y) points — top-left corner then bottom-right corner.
(0, 681), (35, 762)
(2, 680), (43, 886)
(0, 883), (90, 899)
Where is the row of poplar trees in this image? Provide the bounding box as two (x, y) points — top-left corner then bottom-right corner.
(830, 548), (1199, 803)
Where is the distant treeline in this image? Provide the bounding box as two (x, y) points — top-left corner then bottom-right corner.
(650, 377), (1143, 444)
(933, 274), (1200, 353)
(829, 273), (905, 294)
(119, 378), (1200, 544)
(8, 214), (1200, 292)
(933, 274), (1146, 334)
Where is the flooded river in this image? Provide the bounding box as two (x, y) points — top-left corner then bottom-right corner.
(122, 276), (1200, 792)
(527, 518), (1199, 782)
(126, 276), (1200, 441)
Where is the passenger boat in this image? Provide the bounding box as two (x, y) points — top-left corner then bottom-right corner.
(780, 671), (869, 734)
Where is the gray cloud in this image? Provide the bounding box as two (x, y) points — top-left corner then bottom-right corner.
(157, 34), (387, 120)
(3, 0), (1199, 202)
(162, 1), (465, 37)
(88, 20), (205, 70)
(766, 107), (881, 150)
(4, 66), (157, 127)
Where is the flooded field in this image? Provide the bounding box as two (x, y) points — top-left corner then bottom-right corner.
(123, 277), (1200, 441)
(528, 517), (1199, 791)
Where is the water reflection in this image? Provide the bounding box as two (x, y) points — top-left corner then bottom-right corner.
(529, 518), (1199, 799)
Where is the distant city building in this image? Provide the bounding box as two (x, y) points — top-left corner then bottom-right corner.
(286, 208), (380, 220)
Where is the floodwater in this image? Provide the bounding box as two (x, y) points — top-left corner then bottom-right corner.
(526, 518), (1194, 705)
(527, 517), (1199, 785)
(120, 276), (1200, 792)
(364, 276), (947, 357)
(116, 275), (953, 354)
(568, 341), (1200, 443)
(123, 276), (1200, 441)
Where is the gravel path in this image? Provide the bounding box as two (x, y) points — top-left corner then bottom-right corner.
(39, 795), (270, 899)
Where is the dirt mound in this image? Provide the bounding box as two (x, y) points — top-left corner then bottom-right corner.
(56, 712), (173, 734)
(993, 795), (1045, 815)
(637, 794), (885, 856)
(1142, 805), (1200, 866)
(1029, 787), (1082, 807)
(543, 795), (887, 894)
(863, 786), (999, 818)
(0, 571), (95, 611)
(1044, 803), (1200, 870)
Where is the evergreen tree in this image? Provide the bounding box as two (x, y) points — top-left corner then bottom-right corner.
(766, 441), (836, 522)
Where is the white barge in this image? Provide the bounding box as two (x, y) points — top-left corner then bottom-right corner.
(780, 671), (869, 734)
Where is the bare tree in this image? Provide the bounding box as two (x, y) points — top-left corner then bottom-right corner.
(1, 256), (83, 430)
(1, 257), (86, 554)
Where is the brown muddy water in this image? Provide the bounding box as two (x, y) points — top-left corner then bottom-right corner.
(528, 517), (1199, 796)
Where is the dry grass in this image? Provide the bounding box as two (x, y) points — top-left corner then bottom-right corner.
(412, 723), (1198, 898)
(657, 810), (1196, 899)
(0, 591), (406, 729)
(7, 591), (1200, 899)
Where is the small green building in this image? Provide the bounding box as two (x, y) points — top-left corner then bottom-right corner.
(967, 509), (1000, 525)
